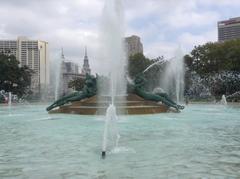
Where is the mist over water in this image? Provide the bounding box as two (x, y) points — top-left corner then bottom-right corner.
(98, 0), (127, 98)
(54, 61), (61, 101)
(161, 47), (185, 104)
(54, 52), (64, 101)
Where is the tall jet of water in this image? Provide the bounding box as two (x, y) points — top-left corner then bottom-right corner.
(102, 104), (120, 158)
(161, 47), (185, 104)
(54, 48), (65, 101)
(100, 0), (126, 159)
(8, 92), (12, 115)
(221, 95), (227, 105)
(8, 92), (12, 107)
(98, 0), (127, 99)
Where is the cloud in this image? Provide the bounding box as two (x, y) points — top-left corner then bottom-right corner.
(178, 29), (217, 50)
(199, 0), (240, 6)
(144, 41), (177, 59)
(166, 11), (220, 28)
(0, 0), (239, 74)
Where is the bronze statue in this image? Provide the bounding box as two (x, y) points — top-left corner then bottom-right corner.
(46, 73), (184, 112)
(133, 73), (184, 111)
(46, 74), (97, 111)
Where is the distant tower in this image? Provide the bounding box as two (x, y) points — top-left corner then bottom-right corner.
(125, 35), (143, 57)
(218, 17), (240, 42)
(61, 47), (65, 60)
(82, 47), (91, 75)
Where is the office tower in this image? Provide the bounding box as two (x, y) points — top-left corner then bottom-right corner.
(0, 37), (49, 93)
(218, 17), (240, 41)
(125, 35), (143, 57)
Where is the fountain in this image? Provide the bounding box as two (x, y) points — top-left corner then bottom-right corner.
(161, 47), (185, 104)
(98, 0), (127, 97)
(2, 97), (240, 178)
(54, 48), (65, 101)
(99, 0), (126, 158)
(220, 95), (227, 105)
(46, 0), (183, 158)
(102, 104), (120, 158)
(143, 57), (169, 74)
(45, 0), (185, 115)
(2, 1), (240, 178)
(8, 92), (12, 115)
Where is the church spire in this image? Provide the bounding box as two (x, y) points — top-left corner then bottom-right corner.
(61, 47), (65, 60)
(84, 46), (87, 57)
(82, 46), (91, 75)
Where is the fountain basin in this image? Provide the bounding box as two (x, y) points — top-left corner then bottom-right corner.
(49, 94), (169, 115)
(1, 103), (240, 178)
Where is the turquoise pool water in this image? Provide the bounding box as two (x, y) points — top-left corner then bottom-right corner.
(0, 104), (240, 178)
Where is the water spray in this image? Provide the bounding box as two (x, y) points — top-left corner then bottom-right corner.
(8, 92), (12, 116)
(220, 95), (227, 105)
(100, 0), (125, 159)
(143, 57), (174, 74)
(102, 72), (112, 159)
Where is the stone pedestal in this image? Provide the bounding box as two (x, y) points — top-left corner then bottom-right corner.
(49, 94), (169, 115)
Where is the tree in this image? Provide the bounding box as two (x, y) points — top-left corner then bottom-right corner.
(68, 77), (85, 91)
(0, 53), (33, 97)
(128, 53), (152, 78)
(0, 93), (5, 103)
(184, 39), (240, 75)
(184, 39), (240, 98)
(128, 53), (165, 91)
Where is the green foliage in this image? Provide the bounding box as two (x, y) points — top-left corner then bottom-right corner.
(0, 53), (33, 97)
(68, 77), (85, 91)
(185, 39), (240, 99)
(128, 53), (152, 78)
(184, 39), (240, 75)
(128, 53), (164, 91)
(0, 93), (5, 103)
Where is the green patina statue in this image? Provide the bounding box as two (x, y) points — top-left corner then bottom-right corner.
(133, 73), (184, 111)
(46, 74), (97, 111)
(46, 73), (184, 112)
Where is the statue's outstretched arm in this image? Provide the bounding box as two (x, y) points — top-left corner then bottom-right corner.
(135, 88), (184, 110)
(46, 92), (84, 111)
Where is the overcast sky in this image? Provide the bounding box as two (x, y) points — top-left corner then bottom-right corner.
(0, 0), (240, 73)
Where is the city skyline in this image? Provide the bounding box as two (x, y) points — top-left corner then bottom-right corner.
(0, 37), (49, 94)
(0, 0), (240, 74)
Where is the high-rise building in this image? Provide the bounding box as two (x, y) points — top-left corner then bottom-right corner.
(56, 47), (92, 96)
(125, 35), (143, 57)
(61, 60), (83, 95)
(59, 49), (86, 95)
(218, 17), (240, 42)
(62, 61), (79, 74)
(0, 37), (49, 93)
(81, 47), (91, 75)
